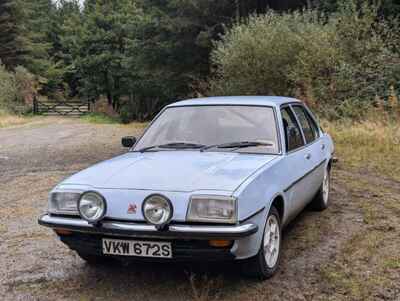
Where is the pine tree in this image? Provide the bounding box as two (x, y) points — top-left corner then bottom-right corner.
(66, 0), (145, 109)
(23, 0), (53, 75)
(0, 0), (27, 68)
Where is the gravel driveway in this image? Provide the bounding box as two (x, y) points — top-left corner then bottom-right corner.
(1, 118), (398, 301)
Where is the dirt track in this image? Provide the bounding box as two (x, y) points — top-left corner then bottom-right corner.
(1, 118), (399, 301)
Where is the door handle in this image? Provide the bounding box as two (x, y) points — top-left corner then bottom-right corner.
(321, 144), (326, 150)
(305, 153), (311, 160)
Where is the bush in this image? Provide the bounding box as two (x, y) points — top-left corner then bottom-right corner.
(0, 63), (17, 112)
(14, 66), (36, 113)
(207, 1), (400, 119)
(0, 64), (34, 114)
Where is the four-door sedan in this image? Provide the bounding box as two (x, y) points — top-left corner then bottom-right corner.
(38, 96), (334, 279)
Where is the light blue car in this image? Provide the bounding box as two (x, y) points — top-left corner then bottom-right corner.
(39, 96), (334, 279)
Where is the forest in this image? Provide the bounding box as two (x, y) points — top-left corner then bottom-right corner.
(0, 0), (399, 121)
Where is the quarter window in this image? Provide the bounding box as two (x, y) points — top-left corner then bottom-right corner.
(305, 109), (320, 139)
(292, 106), (318, 144)
(281, 107), (304, 152)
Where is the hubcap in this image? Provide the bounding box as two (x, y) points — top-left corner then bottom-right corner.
(322, 170), (330, 205)
(263, 215), (280, 268)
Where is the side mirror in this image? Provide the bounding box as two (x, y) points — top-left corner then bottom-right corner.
(121, 136), (137, 148)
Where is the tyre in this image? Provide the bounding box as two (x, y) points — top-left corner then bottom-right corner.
(241, 206), (282, 280)
(310, 166), (331, 211)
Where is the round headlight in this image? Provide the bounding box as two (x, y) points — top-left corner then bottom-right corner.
(142, 194), (173, 226)
(78, 191), (106, 223)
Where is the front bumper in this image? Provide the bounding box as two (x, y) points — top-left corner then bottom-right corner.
(38, 214), (258, 240)
(59, 232), (237, 261)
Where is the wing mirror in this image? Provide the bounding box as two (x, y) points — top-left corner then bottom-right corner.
(121, 136), (137, 148)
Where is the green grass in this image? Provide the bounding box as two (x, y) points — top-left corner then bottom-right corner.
(318, 168), (400, 300)
(80, 112), (121, 124)
(323, 119), (400, 181)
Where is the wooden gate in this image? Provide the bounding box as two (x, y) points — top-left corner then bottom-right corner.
(33, 98), (90, 116)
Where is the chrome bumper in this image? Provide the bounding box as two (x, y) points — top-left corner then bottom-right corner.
(38, 214), (258, 240)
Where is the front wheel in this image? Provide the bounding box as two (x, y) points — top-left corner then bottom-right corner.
(241, 206), (282, 280)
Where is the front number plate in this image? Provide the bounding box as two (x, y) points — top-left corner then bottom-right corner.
(102, 238), (172, 258)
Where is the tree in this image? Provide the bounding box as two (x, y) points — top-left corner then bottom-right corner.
(64, 0), (145, 109)
(313, 0), (400, 17)
(0, 0), (27, 69)
(207, 2), (400, 118)
(120, 0), (237, 119)
(236, 0), (308, 17)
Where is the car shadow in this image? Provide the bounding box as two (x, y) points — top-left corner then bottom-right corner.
(63, 207), (318, 300)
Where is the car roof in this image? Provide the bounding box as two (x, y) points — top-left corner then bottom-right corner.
(167, 96), (301, 108)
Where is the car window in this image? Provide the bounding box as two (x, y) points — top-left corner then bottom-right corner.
(304, 108), (320, 139)
(281, 107), (304, 152)
(292, 106), (318, 144)
(134, 106), (280, 154)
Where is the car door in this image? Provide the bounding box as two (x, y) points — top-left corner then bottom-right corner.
(280, 106), (311, 220)
(291, 105), (325, 201)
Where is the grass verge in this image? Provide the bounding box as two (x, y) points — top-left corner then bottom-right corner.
(80, 112), (121, 124)
(0, 110), (34, 128)
(323, 119), (400, 181)
(319, 171), (400, 300)
(313, 119), (400, 300)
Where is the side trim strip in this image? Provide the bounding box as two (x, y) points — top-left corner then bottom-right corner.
(239, 207), (265, 223)
(283, 159), (327, 192)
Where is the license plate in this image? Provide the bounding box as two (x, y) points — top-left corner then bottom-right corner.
(102, 238), (172, 258)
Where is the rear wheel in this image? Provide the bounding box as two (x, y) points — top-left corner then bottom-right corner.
(311, 166), (331, 211)
(241, 206), (281, 280)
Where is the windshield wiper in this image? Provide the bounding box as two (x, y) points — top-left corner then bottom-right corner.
(138, 142), (206, 153)
(200, 141), (273, 152)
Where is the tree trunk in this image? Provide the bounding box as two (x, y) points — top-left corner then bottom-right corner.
(104, 71), (112, 105)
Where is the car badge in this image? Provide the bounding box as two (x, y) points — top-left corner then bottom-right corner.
(127, 203), (137, 214)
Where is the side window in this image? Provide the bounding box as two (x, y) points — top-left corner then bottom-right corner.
(292, 106), (318, 144)
(281, 107), (304, 152)
(304, 109), (320, 139)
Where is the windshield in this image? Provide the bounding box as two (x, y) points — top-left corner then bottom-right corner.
(133, 105), (279, 154)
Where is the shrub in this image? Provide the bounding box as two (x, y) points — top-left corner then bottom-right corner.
(14, 66), (36, 113)
(0, 64), (34, 114)
(0, 63), (17, 112)
(207, 1), (400, 119)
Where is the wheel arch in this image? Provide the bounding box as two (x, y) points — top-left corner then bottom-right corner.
(270, 194), (285, 222)
(265, 192), (286, 225)
(327, 158), (333, 171)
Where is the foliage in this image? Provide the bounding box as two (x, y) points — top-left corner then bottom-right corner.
(73, 0), (239, 121)
(14, 66), (37, 107)
(314, 0), (400, 17)
(0, 63), (34, 114)
(208, 1), (400, 118)
(0, 63), (17, 111)
(0, 0), (399, 120)
(66, 1), (145, 112)
(0, 0), (28, 69)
